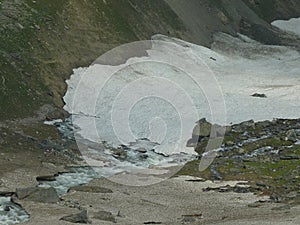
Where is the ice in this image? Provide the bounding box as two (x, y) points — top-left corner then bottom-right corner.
(64, 33), (300, 151)
(62, 32), (300, 183)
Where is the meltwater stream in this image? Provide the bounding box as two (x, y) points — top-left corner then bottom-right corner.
(0, 197), (29, 225)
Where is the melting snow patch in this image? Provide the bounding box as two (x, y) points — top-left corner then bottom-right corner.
(272, 17), (300, 37)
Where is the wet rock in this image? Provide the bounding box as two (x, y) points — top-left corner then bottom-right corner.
(185, 178), (206, 182)
(93, 211), (116, 223)
(279, 155), (299, 160)
(4, 206), (11, 211)
(136, 148), (147, 153)
(69, 186), (113, 193)
(251, 93), (267, 98)
(112, 148), (127, 160)
(36, 175), (57, 182)
(0, 191), (14, 197)
(60, 210), (89, 224)
(16, 187), (59, 203)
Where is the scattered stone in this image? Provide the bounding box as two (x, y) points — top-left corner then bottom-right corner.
(251, 93), (267, 98)
(68, 186), (113, 193)
(256, 182), (267, 187)
(0, 191), (14, 197)
(36, 175), (57, 182)
(112, 148), (127, 160)
(185, 178), (206, 182)
(279, 155), (299, 160)
(16, 187), (59, 203)
(285, 129), (298, 142)
(136, 148), (147, 153)
(144, 222), (162, 224)
(60, 210), (89, 224)
(93, 211), (116, 223)
(181, 214), (203, 223)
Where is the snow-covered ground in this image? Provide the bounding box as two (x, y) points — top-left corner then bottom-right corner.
(272, 17), (300, 36)
(63, 23), (300, 183)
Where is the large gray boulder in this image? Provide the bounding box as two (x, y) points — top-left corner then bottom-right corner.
(16, 187), (59, 203)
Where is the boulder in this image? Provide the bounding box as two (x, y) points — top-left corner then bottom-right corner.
(16, 187), (59, 203)
(192, 118), (212, 138)
(60, 210), (89, 224)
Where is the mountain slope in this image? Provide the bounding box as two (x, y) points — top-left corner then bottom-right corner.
(0, 0), (300, 121)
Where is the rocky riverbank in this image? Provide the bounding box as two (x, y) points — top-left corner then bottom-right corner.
(1, 115), (300, 224)
(180, 118), (300, 205)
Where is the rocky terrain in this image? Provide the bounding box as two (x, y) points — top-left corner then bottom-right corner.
(181, 118), (300, 205)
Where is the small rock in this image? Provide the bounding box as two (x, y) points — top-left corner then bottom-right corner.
(256, 182), (267, 187)
(68, 186), (113, 193)
(36, 175), (57, 182)
(237, 148), (245, 154)
(251, 93), (267, 98)
(144, 222), (162, 224)
(279, 155), (299, 160)
(285, 129), (297, 142)
(136, 148), (147, 154)
(93, 211), (116, 223)
(248, 202), (263, 208)
(225, 141), (235, 146)
(112, 149), (127, 160)
(60, 210), (89, 224)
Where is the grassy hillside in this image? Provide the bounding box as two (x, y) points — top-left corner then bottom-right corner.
(0, 0), (300, 121)
(0, 0), (186, 120)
